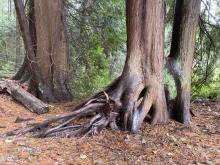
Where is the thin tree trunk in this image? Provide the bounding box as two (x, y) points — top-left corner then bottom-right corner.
(13, 0), (39, 83)
(168, 0), (201, 124)
(13, 0), (33, 81)
(15, 18), (21, 71)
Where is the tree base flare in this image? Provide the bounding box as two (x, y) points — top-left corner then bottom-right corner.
(0, 77), (170, 138)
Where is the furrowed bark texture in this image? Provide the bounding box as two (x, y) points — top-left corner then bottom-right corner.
(125, 0), (169, 132)
(13, 0), (54, 102)
(66, 0), (169, 133)
(168, 0), (201, 124)
(14, 0), (72, 103)
(13, 0), (39, 83)
(33, 0), (72, 102)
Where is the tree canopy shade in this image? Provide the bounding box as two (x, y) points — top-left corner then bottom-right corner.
(0, 0), (205, 138)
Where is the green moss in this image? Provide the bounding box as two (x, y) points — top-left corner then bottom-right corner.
(163, 68), (177, 99)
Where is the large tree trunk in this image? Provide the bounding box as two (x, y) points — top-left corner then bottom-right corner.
(32, 0), (72, 102)
(168, 0), (201, 124)
(118, 0), (169, 132)
(2, 0), (169, 138)
(13, 0), (72, 103)
(3, 0), (202, 138)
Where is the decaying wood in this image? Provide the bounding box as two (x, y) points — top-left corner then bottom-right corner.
(15, 116), (35, 123)
(0, 79), (48, 114)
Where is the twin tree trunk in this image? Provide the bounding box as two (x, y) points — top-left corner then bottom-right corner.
(5, 0), (201, 137)
(14, 0), (72, 102)
(124, 0), (168, 132)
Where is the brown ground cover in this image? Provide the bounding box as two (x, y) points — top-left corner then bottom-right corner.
(0, 94), (219, 165)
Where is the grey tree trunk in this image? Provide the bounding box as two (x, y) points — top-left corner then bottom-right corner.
(168, 0), (201, 124)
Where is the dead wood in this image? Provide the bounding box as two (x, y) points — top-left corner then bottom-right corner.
(0, 79), (48, 114)
(15, 116), (35, 123)
(0, 89), (121, 138)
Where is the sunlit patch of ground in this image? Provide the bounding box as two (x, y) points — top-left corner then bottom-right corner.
(0, 94), (219, 165)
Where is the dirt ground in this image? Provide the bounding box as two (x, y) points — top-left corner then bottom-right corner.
(0, 94), (219, 165)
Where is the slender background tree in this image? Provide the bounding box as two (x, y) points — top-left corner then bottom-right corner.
(167, 0), (201, 124)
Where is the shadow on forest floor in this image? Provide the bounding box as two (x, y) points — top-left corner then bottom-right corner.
(0, 94), (219, 164)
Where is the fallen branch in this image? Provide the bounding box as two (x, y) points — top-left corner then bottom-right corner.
(0, 79), (48, 114)
(15, 116), (35, 123)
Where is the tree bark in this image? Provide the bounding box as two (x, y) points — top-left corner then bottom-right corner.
(13, 0), (35, 82)
(14, 0), (54, 103)
(124, 0), (169, 132)
(168, 0), (201, 124)
(32, 0), (72, 102)
(13, 0), (41, 88)
(14, 0), (72, 103)
(13, 55), (31, 82)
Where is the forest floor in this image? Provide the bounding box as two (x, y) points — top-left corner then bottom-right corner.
(0, 94), (219, 165)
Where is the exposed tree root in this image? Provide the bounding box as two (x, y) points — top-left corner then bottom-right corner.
(0, 76), (170, 138)
(2, 0), (172, 138)
(0, 80), (119, 137)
